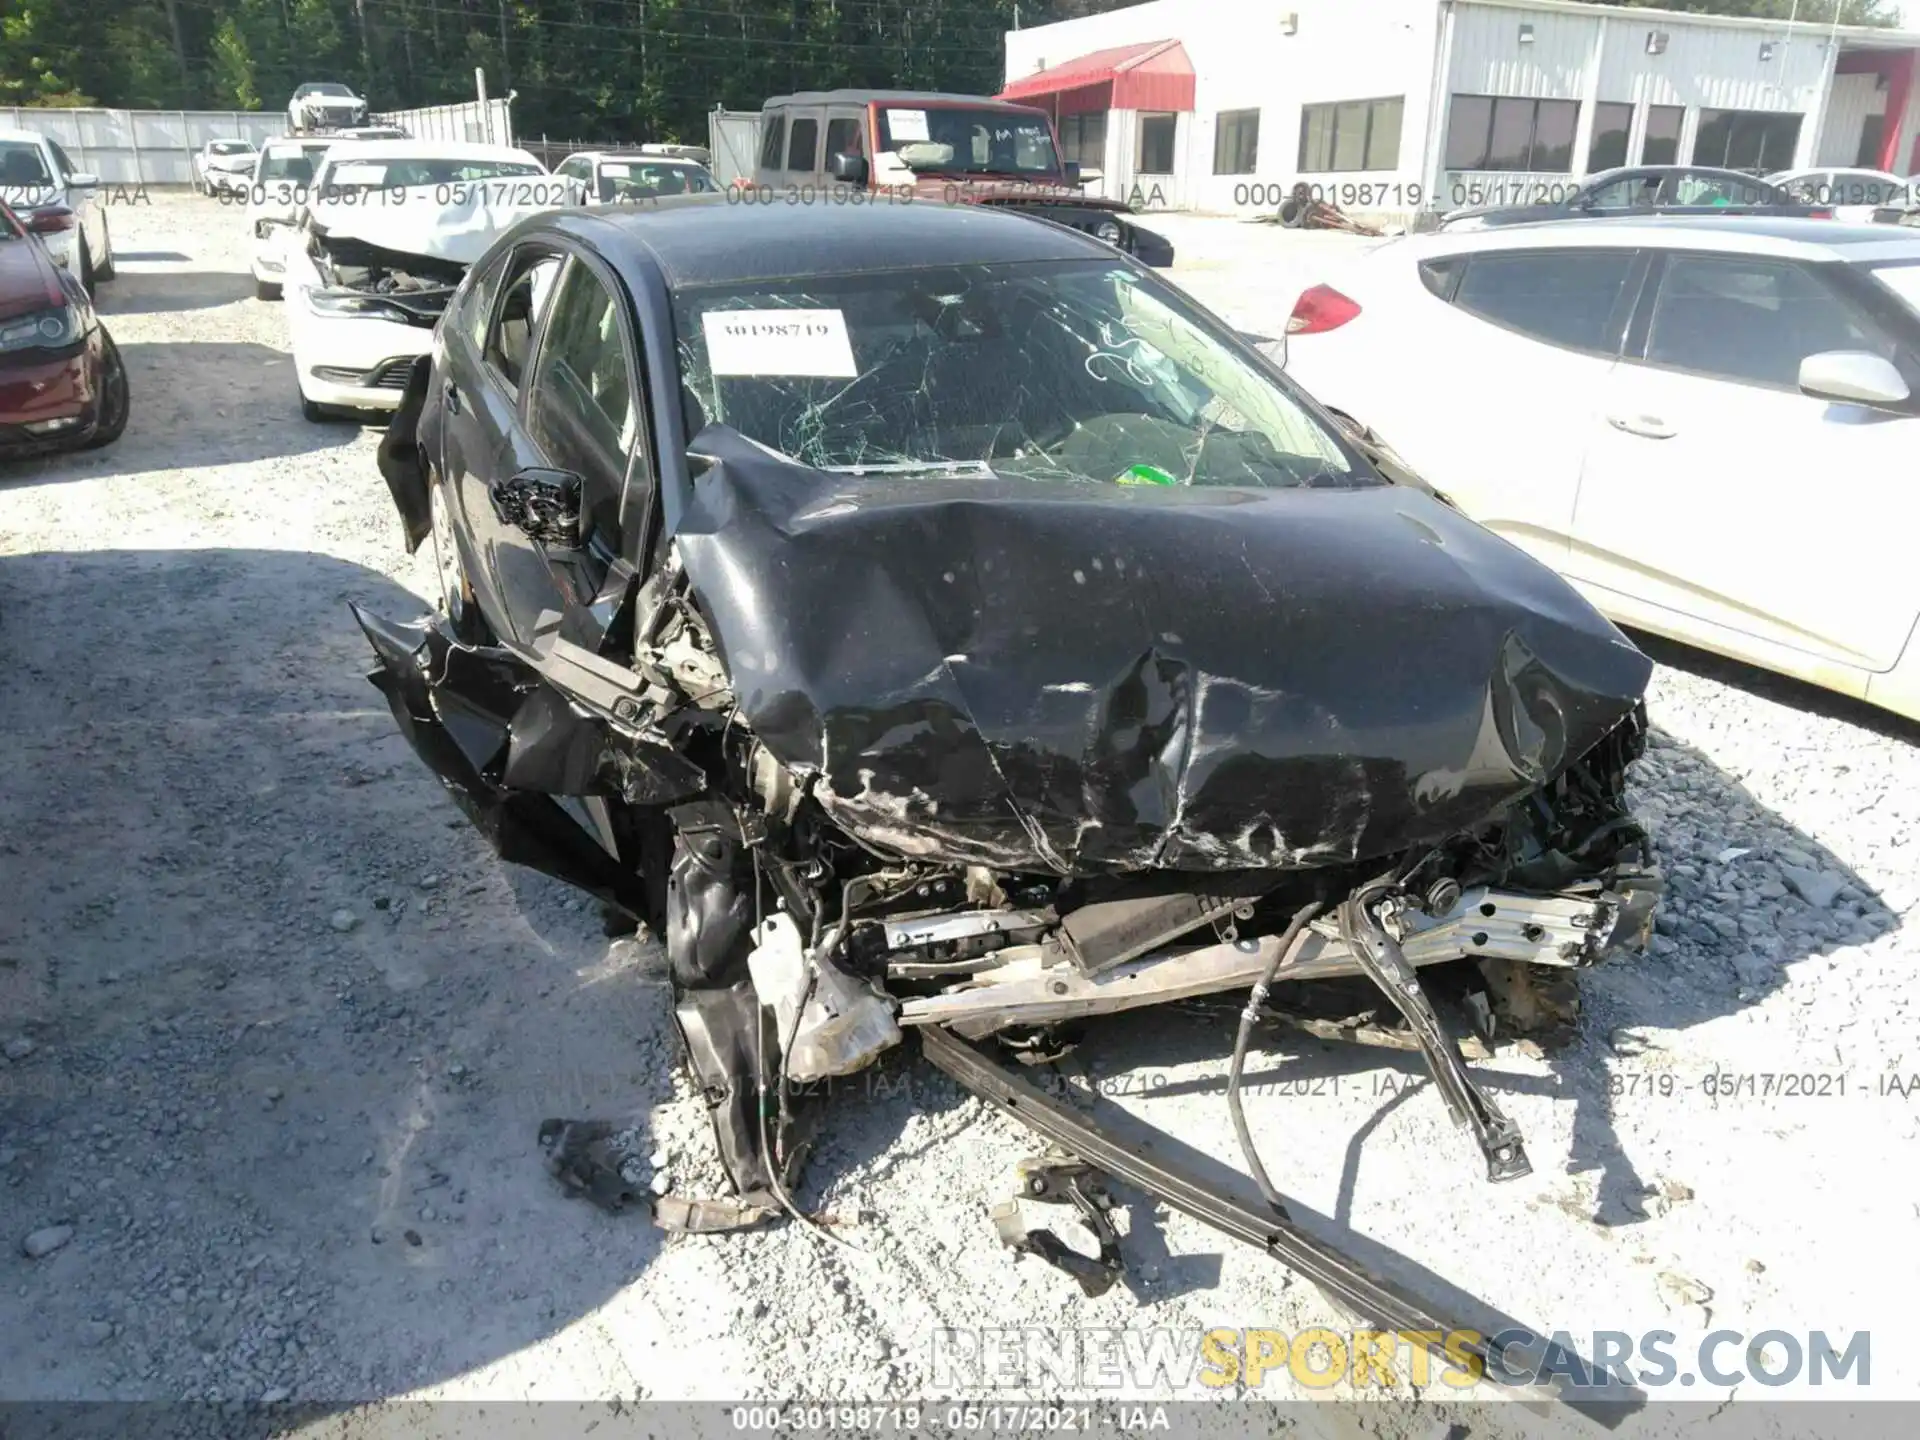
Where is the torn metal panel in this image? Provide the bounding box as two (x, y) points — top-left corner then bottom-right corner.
(674, 424), (1652, 877)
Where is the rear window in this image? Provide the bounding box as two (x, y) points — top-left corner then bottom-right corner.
(1451, 250), (1634, 355)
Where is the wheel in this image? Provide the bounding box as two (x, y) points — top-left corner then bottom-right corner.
(83, 329), (129, 449)
(90, 217), (113, 281)
(428, 467), (491, 642)
(300, 393), (330, 423)
(77, 237), (94, 296)
(255, 279), (281, 301)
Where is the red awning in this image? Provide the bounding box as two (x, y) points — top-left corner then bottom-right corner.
(997, 39), (1195, 113)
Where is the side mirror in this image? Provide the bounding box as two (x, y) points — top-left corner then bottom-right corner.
(67, 172), (100, 189)
(1063, 161), (1081, 186)
(489, 467), (583, 547)
(1798, 350), (1911, 409)
(828, 152), (869, 185)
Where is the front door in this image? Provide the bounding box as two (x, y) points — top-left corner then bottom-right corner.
(1571, 251), (1920, 674)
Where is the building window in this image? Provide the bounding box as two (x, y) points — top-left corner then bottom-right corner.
(1213, 109), (1260, 175)
(1588, 101), (1632, 172)
(1137, 112), (1177, 173)
(1444, 94), (1578, 172)
(1058, 111), (1108, 168)
(1298, 96), (1404, 173)
(1694, 108), (1801, 171)
(1642, 105), (1683, 164)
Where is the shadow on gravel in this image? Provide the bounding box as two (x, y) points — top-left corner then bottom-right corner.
(0, 343), (357, 491)
(1625, 627), (1920, 747)
(96, 270), (257, 314)
(0, 547), (672, 1409)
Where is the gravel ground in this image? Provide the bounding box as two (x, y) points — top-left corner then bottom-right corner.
(2, 193), (1918, 1433)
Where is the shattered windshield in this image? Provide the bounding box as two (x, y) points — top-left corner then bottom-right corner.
(673, 260), (1367, 489)
(876, 107), (1060, 177)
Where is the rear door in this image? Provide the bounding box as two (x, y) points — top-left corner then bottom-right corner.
(1571, 249), (1920, 674)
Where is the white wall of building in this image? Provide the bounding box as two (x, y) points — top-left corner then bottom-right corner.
(1005, 0), (1440, 213)
(1004, 0), (1920, 217)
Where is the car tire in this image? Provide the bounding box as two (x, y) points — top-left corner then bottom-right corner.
(83, 329), (129, 449)
(255, 279), (282, 301)
(428, 468), (491, 644)
(77, 237), (95, 296)
(300, 393), (333, 423)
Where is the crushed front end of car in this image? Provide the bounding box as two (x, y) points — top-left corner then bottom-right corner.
(358, 410), (1656, 1176)
(354, 279), (1655, 1389)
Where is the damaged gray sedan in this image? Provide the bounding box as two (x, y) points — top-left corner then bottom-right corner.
(360, 196), (1659, 1363)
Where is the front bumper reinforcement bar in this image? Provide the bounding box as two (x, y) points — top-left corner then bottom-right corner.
(921, 1024), (1558, 1402)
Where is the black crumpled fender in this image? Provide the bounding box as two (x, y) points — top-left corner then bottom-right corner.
(375, 355), (435, 553)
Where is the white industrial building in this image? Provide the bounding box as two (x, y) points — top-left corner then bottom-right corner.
(999, 0), (1920, 217)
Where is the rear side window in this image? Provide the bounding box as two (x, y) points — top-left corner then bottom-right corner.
(786, 117), (820, 172)
(758, 117), (786, 171)
(1418, 256), (1463, 300)
(1644, 256), (1894, 389)
(1451, 250), (1635, 355)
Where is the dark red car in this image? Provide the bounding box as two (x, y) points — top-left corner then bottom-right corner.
(0, 202), (127, 457)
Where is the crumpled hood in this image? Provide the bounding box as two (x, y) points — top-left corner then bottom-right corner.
(675, 428), (1651, 875)
(308, 187), (558, 264)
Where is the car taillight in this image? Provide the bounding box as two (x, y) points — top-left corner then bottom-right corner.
(1288, 284), (1361, 335)
(25, 207), (74, 234)
(1809, 208), (1834, 219)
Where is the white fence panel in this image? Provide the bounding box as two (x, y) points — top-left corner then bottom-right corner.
(370, 99), (514, 148)
(707, 108), (761, 186)
(0, 108), (283, 183)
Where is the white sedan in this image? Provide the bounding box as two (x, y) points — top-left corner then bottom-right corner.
(1279, 216), (1920, 722)
(283, 140), (562, 418)
(1765, 166), (1910, 223)
(193, 138), (258, 195)
(245, 137), (337, 299)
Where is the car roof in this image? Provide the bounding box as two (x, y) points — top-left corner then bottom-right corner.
(1768, 165), (1903, 180)
(1585, 164), (1768, 183)
(762, 90), (1040, 112)
(1404, 214), (1920, 262)
(580, 152), (709, 165)
(556, 193), (1114, 286)
(317, 139), (538, 163)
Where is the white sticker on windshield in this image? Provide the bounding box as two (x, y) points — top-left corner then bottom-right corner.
(703, 309), (858, 378)
(888, 109), (930, 142)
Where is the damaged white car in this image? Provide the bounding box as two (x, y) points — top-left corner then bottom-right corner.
(246, 137), (337, 300)
(284, 140), (565, 419)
